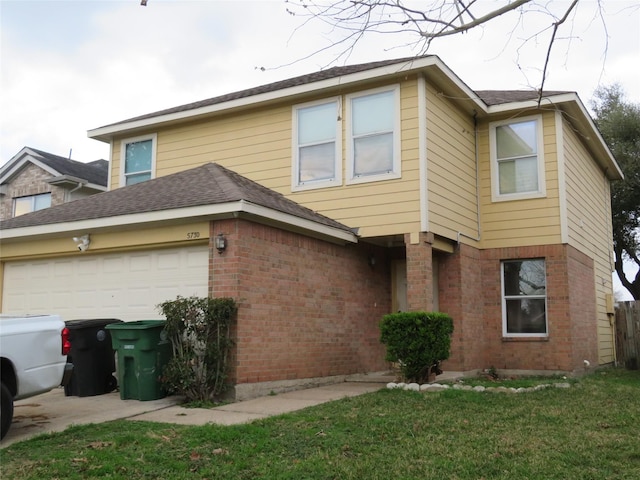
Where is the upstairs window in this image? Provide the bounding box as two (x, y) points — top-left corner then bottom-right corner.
(13, 193), (51, 217)
(347, 85), (400, 184)
(501, 259), (547, 336)
(490, 116), (545, 201)
(121, 134), (156, 186)
(292, 98), (341, 190)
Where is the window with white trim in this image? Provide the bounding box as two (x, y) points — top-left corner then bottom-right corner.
(490, 116), (545, 201)
(347, 85), (400, 184)
(121, 134), (157, 186)
(292, 98), (341, 190)
(13, 192), (51, 217)
(501, 259), (547, 336)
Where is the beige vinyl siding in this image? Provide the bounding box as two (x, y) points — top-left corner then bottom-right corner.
(111, 79), (423, 239)
(563, 117), (615, 364)
(426, 81), (478, 241)
(479, 111), (562, 249)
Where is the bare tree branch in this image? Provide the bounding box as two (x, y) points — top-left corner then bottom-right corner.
(421, 0), (531, 39)
(538, 0), (579, 106)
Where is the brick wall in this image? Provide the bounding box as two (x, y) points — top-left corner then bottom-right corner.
(210, 218), (390, 385)
(482, 245), (597, 371)
(438, 244), (484, 371)
(438, 243), (597, 373)
(567, 246), (597, 369)
(405, 232), (434, 311)
(0, 164), (66, 220)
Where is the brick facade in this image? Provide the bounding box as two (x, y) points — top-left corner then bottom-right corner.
(438, 243), (597, 373)
(205, 218), (597, 391)
(0, 164), (66, 220)
(210, 218), (390, 387)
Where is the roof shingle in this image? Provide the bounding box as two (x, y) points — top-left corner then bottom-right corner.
(0, 163), (352, 233)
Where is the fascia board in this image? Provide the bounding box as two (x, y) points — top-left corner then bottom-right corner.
(485, 92), (581, 114)
(238, 200), (358, 244)
(0, 154), (60, 184)
(0, 202), (246, 240)
(0, 200), (358, 244)
(427, 57), (487, 113)
(88, 56), (483, 141)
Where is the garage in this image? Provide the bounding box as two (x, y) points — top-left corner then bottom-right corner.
(2, 245), (209, 321)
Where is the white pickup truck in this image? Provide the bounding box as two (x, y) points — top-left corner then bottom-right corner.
(0, 314), (71, 440)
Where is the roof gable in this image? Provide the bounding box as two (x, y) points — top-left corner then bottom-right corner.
(0, 147), (108, 187)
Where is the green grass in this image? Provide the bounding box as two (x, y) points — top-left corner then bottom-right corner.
(2, 368), (639, 479)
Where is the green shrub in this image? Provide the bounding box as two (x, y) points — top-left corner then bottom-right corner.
(158, 296), (237, 401)
(380, 311), (453, 383)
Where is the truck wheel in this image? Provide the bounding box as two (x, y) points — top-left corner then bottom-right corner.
(1, 382), (14, 440)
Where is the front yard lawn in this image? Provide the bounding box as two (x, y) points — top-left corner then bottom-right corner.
(1, 368), (639, 479)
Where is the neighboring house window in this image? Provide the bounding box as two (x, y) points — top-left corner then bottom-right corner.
(501, 259), (547, 336)
(292, 98), (341, 190)
(13, 193), (51, 217)
(121, 134), (157, 186)
(346, 85), (401, 184)
(490, 115), (545, 201)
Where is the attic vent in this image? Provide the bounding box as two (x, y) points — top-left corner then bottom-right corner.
(0, 185), (7, 196)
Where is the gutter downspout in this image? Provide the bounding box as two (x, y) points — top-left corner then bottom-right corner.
(457, 110), (482, 244)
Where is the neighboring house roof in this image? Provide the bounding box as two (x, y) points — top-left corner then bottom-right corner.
(0, 163), (357, 243)
(0, 147), (108, 189)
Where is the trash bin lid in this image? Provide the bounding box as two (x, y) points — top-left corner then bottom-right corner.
(105, 320), (165, 330)
(65, 318), (123, 329)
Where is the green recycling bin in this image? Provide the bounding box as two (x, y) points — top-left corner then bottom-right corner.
(106, 320), (172, 401)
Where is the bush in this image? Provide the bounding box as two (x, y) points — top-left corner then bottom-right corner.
(380, 312), (453, 383)
(158, 296), (237, 402)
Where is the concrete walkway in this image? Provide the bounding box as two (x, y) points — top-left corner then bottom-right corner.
(131, 382), (384, 426)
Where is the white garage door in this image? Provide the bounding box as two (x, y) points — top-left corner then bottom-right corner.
(2, 246), (209, 321)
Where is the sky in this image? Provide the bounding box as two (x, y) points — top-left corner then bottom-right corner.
(0, 0), (639, 297)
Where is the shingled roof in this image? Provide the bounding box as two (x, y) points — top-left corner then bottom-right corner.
(98, 56), (432, 128)
(475, 90), (572, 106)
(96, 56), (576, 132)
(0, 163), (353, 234)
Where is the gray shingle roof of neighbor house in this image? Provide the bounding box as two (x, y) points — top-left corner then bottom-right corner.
(0, 163), (354, 235)
(1, 147), (109, 187)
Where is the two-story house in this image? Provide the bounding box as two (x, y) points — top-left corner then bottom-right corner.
(0, 147), (108, 220)
(0, 56), (622, 399)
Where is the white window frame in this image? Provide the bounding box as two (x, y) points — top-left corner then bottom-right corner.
(12, 192), (51, 217)
(489, 115), (546, 202)
(292, 97), (342, 191)
(346, 85), (401, 185)
(120, 133), (157, 187)
(501, 259), (548, 338)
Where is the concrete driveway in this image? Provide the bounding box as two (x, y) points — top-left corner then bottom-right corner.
(1, 380), (388, 449)
(0, 388), (180, 448)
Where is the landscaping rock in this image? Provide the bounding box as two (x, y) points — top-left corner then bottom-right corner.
(554, 383), (572, 389)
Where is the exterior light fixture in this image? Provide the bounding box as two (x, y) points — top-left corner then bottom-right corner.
(72, 234), (91, 252)
(215, 233), (227, 254)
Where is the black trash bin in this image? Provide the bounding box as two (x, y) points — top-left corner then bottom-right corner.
(64, 318), (123, 397)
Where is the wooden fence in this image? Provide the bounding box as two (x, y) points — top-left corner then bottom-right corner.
(615, 301), (640, 369)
